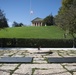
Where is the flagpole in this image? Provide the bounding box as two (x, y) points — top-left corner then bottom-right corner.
(30, 0), (32, 26)
(30, 0), (33, 26)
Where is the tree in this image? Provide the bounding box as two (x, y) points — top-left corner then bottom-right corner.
(0, 9), (8, 28)
(12, 21), (19, 27)
(18, 23), (24, 27)
(55, 0), (76, 47)
(43, 14), (54, 26)
(58, 0), (73, 14)
(12, 21), (24, 27)
(58, 8), (76, 36)
(55, 0), (76, 37)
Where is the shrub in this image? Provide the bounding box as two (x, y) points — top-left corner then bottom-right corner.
(0, 38), (75, 48)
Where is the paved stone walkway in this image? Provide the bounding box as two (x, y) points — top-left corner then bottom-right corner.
(0, 49), (76, 75)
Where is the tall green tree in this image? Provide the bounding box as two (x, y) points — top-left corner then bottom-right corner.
(43, 15), (54, 26)
(55, 0), (76, 47)
(0, 9), (8, 28)
(55, 0), (76, 36)
(58, 0), (73, 14)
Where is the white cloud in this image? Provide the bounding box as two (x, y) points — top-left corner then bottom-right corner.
(8, 21), (13, 27)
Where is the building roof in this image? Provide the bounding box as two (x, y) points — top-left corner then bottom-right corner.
(31, 17), (43, 22)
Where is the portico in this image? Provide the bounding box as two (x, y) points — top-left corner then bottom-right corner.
(31, 17), (43, 26)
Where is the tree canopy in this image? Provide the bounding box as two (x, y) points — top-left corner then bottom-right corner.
(55, 0), (76, 38)
(43, 14), (54, 26)
(12, 21), (24, 27)
(0, 9), (8, 28)
(58, 0), (73, 14)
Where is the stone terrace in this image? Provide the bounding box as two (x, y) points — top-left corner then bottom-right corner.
(0, 49), (76, 75)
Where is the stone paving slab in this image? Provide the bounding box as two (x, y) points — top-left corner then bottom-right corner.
(12, 55), (24, 57)
(33, 58), (44, 61)
(58, 50), (76, 57)
(34, 69), (71, 75)
(18, 64), (63, 69)
(13, 66), (32, 75)
(33, 57), (47, 64)
(73, 72), (76, 75)
(65, 65), (76, 71)
(44, 55), (61, 58)
(0, 50), (76, 75)
(0, 64), (18, 70)
(33, 60), (47, 64)
(0, 71), (10, 75)
(3, 53), (14, 56)
(25, 54), (42, 58)
(12, 64), (63, 75)
(62, 63), (76, 66)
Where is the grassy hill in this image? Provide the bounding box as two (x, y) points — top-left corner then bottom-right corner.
(0, 26), (71, 39)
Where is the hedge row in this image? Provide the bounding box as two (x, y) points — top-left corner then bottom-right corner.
(0, 38), (76, 48)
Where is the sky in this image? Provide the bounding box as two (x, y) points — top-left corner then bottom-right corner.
(0, 0), (62, 27)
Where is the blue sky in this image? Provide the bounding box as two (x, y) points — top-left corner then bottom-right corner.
(0, 0), (62, 27)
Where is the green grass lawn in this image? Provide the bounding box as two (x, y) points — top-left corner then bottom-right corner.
(0, 26), (72, 39)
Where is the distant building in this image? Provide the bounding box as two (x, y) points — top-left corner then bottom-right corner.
(31, 17), (43, 26)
